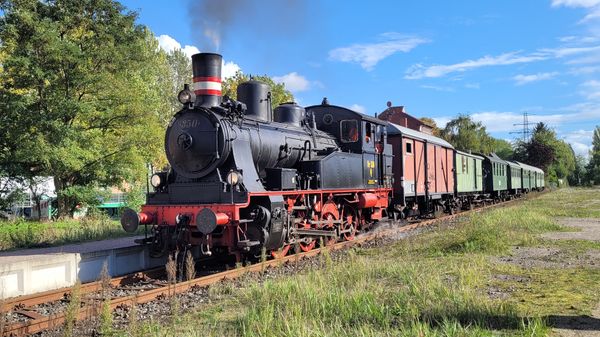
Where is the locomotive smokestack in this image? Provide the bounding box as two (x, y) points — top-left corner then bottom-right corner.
(191, 53), (222, 107)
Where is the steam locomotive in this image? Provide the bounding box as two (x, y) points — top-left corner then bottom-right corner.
(121, 53), (393, 260)
(121, 52), (544, 261)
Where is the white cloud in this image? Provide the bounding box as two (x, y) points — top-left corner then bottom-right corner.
(272, 72), (311, 92)
(405, 52), (548, 79)
(563, 129), (594, 157)
(405, 45), (600, 79)
(580, 7), (600, 22)
(551, 0), (600, 8)
(349, 104), (366, 114)
(544, 45), (600, 57)
(157, 34), (200, 58)
(181, 45), (201, 58)
(513, 72), (559, 85)
(569, 65), (600, 74)
(420, 84), (455, 92)
(433, 107), (600, 133)
(580, 79), (600, 99)
(156, 34), (240, 79)
(432, 116), (451, 127)
(157, 34), (180, 52)
(222, 61), (241, 79)
(329, 33), (430, 70)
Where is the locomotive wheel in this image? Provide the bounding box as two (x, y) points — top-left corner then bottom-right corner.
(298, 240), (316, 252)
(271, 244), (291, 259)
(341, 205), (357, 241)
(321, 205), (340, 246)
(293, 210), (318, 252)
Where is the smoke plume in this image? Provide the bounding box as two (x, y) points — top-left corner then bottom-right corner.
(188, 0), (310, 52)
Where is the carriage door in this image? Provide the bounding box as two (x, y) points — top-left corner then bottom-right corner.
(426, 142), (436, 194)
(363, 121), (378, 187)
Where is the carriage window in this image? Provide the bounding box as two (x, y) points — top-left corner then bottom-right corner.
(365, 122), (372, 142)
(406, 142), (412, 154)
(340, 120), (359, 143)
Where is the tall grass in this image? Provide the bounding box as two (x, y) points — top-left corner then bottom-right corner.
(0, 211), (142, 251)
(406, 206), (563, 257)
(525, 187), (600, 218)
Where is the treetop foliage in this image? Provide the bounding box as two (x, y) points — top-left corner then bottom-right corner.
(439, 114), (495, 154)
(222, 72), (294, 109)
(0, 0), (169, 216)
(585, 125), (600, 184)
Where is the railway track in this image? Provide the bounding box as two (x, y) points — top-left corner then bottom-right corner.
(0, 193), (540, 337)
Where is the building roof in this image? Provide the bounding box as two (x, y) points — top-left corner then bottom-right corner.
(378, 105), (433, 134)
(387, 123), (454, 148)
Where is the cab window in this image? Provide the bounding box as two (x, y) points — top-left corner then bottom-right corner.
(340, 120), (359, 143)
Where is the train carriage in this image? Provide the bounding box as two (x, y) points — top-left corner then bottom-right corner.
(507, 161), (522, 196)
(516, 161), (535, 192)
(534, 166), (545, 190)
(454, 150), (484, 208)
(386, 123), (455, 217)
(482, 153), (508, 200)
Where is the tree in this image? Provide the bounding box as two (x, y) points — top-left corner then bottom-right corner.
(585, 126), (600, 185)
(419, 117), (441, 136)
(568, 154), (587, 186)
(492, 138), (514, 160)
(222, 72), (294, 108)
(165, 49), (192, 123)
(514, 123), (556, 173)
(0, 0), (169, 217)
(514, 122), (576, 186)
(439, 114), (494, 154)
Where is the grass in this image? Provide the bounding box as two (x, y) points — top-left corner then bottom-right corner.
(522, 187), (600, 218)
(0, 211), (143, 251)
(118, 188), (599, 336)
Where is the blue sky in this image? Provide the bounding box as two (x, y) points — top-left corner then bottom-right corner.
(122, 0), (600, 158)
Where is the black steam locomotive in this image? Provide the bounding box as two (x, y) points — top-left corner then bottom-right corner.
(121, 53), (393, 260)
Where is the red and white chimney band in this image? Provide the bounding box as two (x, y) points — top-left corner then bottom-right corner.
(193, 76), (222, 96)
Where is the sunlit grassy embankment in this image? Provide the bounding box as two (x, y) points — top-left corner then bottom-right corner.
(123, 188), (600, 336)
(0, 212), (142, 251)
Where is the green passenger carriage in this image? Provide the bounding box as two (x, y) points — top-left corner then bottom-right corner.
(454, 151), (484, 194)
(507, 161), (522, 195)
(482, 153), (508, 198)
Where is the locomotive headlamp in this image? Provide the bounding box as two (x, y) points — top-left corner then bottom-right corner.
(226, 170), (243, 186)
(150, 172), (166, 188)
(178, 84), (196, 105)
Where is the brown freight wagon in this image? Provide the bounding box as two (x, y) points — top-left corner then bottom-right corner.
(386, 123), (455, 217)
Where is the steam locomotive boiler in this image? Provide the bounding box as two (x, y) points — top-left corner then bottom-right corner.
(121, 53), (393, 260)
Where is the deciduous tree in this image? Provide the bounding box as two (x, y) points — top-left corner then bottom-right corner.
(439, 114), (494, 154)
(222, 72), (294, 108)
(419, 117), (441, 136)
(585, 126), (600, 185)
(0, 0), (169, 217)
